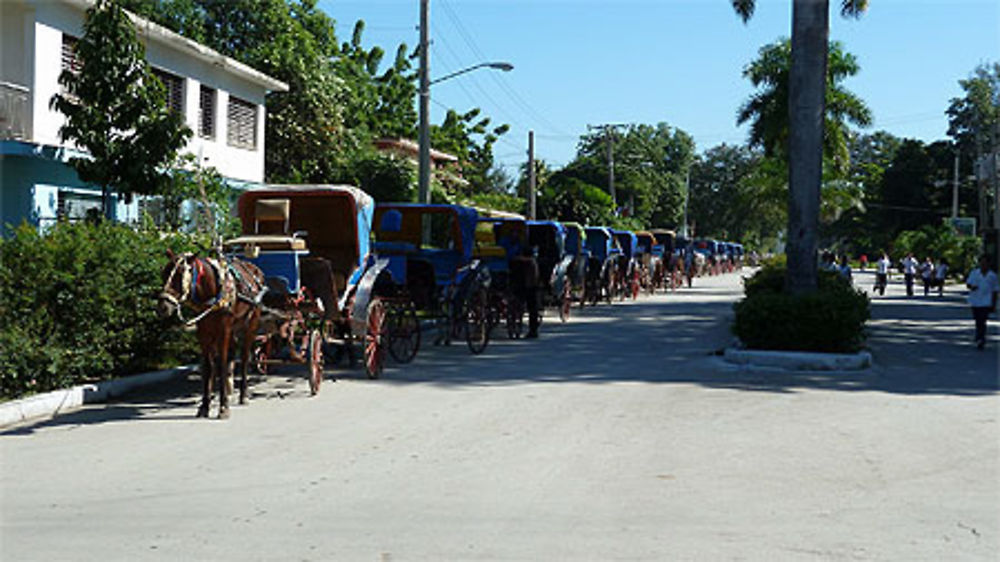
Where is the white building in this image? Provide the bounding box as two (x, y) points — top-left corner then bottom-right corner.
(0, 0), (288, 228)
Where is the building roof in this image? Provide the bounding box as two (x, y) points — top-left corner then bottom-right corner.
(52, 0), (289, 93)
(374, 137), (459, 164)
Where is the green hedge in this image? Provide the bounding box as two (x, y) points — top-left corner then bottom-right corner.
(733, 264), (870, 353)
(0, 221), (199, 400)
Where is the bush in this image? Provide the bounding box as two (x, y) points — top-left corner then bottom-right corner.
(0, 221), (200, 400)
(733, 264), (870, 353)
(892, 223), (981, 279)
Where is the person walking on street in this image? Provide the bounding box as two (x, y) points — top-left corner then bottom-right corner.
(965, 256), (999, 350)
(838, 255), (853, 283)
(875, 252), (891, 296)
(934, 258), (949, 297)
(859, 254), (868, 271)
(902, 253), (918, 297)
(920, 256), (934, 296)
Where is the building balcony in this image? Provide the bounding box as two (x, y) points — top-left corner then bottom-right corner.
(0, 81), (31, 141)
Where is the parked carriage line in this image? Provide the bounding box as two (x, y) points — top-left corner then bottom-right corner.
(159, 184), (747, 418)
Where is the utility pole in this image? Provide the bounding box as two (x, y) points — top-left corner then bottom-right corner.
(952, 150), (960, 219)
(588, 124), (626, 210)
(681, 168), (690, 238)
(528, 130), (536, 219)
(417, 0), (431, 205)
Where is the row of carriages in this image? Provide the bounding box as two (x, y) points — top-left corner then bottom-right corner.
(223, 185), (745, 392)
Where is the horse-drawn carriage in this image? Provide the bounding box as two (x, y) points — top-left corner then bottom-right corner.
(562, 222), (589, 305)
(371, 203), (491, 354)
(474, 215), (539, 338)
(649, 229), (678, 291)
(528, 220), (573, 322)
(227, 185), (394, 384)
(583, 227), (619, 305)
(634, 231), (658, 296)
(612, 229), (641, 300)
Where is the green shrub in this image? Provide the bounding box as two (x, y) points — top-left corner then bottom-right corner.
(892, 223), (981, 279)
(0, 221), (199, 400)
(733, 264), (870, 353)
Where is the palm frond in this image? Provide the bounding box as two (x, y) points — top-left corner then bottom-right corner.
(731, 0), (755, 23)
(841, 0), (869, 18)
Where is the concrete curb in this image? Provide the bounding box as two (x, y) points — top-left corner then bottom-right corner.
(723, 348), (873, 371)
(0, 365), (195, 429)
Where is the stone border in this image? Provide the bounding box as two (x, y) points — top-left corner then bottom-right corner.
(724, 348), (872, 371)
(0, 366), (195, 429)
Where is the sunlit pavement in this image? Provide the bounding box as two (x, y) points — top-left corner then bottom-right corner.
(1, 269), (996, 561)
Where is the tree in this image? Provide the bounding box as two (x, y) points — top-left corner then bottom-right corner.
(738, 38), (872, 173)
(50, 0), (191, 219)
(732, 0), (869, 294)
(429, 108), (510, 196)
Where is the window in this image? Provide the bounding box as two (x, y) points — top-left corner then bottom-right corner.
(198, 85), (216, 139)
(151, 68), (184, 114)
(227, 95), (257, 150)
(60, 35), (81, 94)
(57, 190), (102, 222)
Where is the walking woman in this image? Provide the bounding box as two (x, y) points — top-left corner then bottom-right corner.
(966, 256), (999, 350)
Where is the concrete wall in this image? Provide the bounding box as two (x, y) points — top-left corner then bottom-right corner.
(19, 0), (271, 183)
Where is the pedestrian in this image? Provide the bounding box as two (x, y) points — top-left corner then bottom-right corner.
(920, 256), (934, 296)
(874, 252), (891, 296)
(838, 255), (853, 283)
(934, 258), (949, 297)
(859, 254), (868, 270)
(511, 245), (541, 339)
(901, 252), (918, 297)
(965, 256), (999, 350)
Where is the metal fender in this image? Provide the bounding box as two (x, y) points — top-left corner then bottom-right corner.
(350, 257), (392, 329)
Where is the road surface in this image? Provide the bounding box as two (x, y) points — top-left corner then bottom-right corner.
(2, 270), (997, 561)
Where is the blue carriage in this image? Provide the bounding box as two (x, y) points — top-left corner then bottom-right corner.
(226, 185), (393, 386)
(371, 203), (492, 354)
(583, 226), (619, 305)
(528, 220), (574, 322)
(612, 229), (641, 300)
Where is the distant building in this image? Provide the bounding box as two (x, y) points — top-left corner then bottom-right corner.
(373, 137), (468, 190)
(0, 0), (288, 229)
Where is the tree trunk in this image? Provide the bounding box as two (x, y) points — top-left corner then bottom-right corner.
(786, 0), (829, 294)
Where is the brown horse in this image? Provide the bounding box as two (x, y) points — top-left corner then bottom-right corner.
(158, 250), (264, 419)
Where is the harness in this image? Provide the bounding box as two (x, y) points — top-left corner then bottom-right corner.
(160, 254), (243, 326)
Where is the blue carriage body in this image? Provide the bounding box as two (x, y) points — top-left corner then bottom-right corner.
(373, 203), (480, 287)
(612, 230), (639, 260)
(584, 227), (616, 262)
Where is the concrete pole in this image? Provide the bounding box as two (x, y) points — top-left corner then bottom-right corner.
(528, 130), (536, 219)
(952, 150), (960, 219)
(417, 0), (431, 205)
(607, 128), (617, 209)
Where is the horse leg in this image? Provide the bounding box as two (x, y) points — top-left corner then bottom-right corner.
(239, 309), (259, 405)
(218, 318), (234, 419)
(197, 354), (212, 418)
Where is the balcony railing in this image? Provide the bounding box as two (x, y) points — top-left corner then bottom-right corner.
(0, 81), (30, 140)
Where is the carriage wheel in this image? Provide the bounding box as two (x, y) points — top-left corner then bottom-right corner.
(559, 282), (572, 322)
(388, 301), (420, 364)
(506, 296), (525, 339)
(631, 271), (641, 300)
(307, 329), (323, 395)
(364, 298), (386, 379)
(254, 335), (271, 375)
(465, 287), (490, 354)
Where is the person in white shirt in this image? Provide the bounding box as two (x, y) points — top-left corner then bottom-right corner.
(874, 252), (891, 296)
(966, 256), (999, 350)
(934, 258), (949, 297)
(920, 256), (934, 296)
(901, 253), (918, 297)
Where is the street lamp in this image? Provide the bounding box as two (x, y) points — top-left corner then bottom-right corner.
(417, 60), (513, 205)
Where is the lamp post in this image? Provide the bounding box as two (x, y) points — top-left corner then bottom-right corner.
(417, 2), (513, 206)
(417, 61), (513, 205)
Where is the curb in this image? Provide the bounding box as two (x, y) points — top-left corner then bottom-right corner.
(723, 348), (873, 371)
(0, 365), (196, 429)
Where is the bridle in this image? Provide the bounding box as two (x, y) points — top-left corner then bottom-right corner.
(160, 254), (226, 326)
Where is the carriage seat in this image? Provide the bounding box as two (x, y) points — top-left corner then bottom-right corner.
(226, 234), (307, 252)
(472, 226), (506, 259)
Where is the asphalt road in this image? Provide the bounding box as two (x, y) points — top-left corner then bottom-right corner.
(2, 270), (997, 561)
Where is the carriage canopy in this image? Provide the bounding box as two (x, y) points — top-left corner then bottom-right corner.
(373, 203), (479, 262)
(235, 184), (374, 279)
(584, 227), (616, 261)
(612, 230), (639, 259)
(562, 222), (587, 256)
(527, 220), (566, 260)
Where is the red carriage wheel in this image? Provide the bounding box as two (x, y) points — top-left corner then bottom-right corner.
(364, 298), (386, 379)
(254, 335), (271, 375)
(307, 329), (323, 395)
(387, 300), (421, 364)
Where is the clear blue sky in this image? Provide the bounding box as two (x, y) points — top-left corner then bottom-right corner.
(318, 0), (999, 175)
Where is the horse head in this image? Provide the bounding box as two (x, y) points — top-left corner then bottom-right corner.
(158, 249), (196, 321)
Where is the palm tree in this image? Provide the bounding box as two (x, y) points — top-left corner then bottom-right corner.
(731, 0), (868, 294)
(738, 39), (872, 172)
